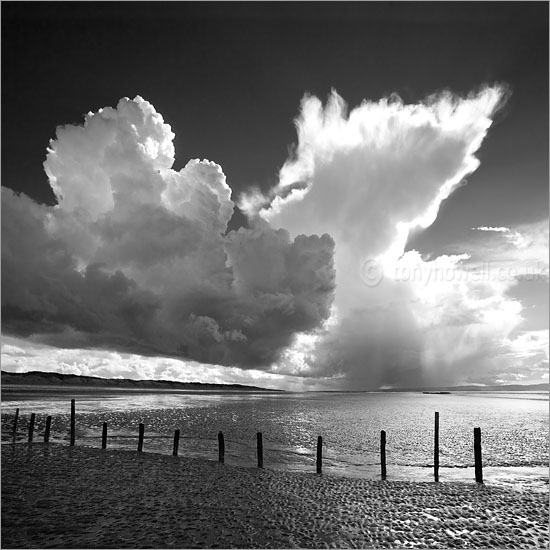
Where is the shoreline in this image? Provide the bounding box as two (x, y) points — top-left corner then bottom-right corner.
(2, 443), (548, 548)
(2, 436), (548, 494)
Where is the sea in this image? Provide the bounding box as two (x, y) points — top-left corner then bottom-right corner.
(2, 386), (548, 492)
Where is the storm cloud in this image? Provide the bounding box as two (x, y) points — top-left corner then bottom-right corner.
(239, 87), (543, 388)
(2, 97), (335, 369)
(3, 90), (546, 389)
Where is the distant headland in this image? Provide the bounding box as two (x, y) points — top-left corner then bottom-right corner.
(0, 370), (283, 392)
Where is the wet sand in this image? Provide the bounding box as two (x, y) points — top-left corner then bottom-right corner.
(2, 444), (548, 549)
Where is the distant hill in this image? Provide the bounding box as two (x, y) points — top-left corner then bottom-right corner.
(2, 371), (547, 394)
(1, 370), (283, 392)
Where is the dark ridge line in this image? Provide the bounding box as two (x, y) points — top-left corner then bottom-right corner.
(1, 370), (284, 392)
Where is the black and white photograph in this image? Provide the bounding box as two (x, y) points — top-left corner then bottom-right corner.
(1, 2), (548, 548)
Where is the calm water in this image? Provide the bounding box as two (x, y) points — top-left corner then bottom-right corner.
(2, 386), (548, 489)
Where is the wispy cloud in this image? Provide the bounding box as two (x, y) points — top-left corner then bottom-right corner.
(473, 223), (544, 250)
(474, 226), (511, 232)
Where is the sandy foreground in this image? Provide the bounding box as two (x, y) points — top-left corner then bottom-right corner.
(1, 444), (548, 549)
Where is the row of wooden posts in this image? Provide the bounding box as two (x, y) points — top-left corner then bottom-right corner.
(12, 401), (484, 483)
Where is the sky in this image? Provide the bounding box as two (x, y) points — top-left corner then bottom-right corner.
(1, 2), (548, 390)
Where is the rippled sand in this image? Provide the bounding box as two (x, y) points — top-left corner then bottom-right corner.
(2, 444), (548, 548)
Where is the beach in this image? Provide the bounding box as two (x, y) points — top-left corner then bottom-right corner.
(2, 443), (548, 549)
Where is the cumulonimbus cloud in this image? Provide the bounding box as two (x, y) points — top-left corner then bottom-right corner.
(2, 97), (335, 369)
(239, 86), (544, 388)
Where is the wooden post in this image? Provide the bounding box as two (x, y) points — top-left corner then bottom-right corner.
(316, 435), (322, 474)
(44, 416), (52, 443)
(474, 427), (483, 483)
(137, 423), (144, 452)
(102, 423), (108, 449)
(257, 432), (263, 468)
(380, 430), (387, 480)
(12, 408), (19, 439)
(28, 413), (36, 443)
(434, 411), (439, 482)
(173, 429), (180, 456)
(218, 432), (225, 463)
(70, 399), (75, 446)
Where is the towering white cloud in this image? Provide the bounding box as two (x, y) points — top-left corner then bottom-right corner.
(2, 97), (335, 370)
(243, 88), (504, 261)
(240, 86), (540, 388)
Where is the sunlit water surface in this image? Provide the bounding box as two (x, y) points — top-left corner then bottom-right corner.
(2, 387), (548, 491)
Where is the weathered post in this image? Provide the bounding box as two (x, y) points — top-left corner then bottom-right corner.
(12, 408), (19, 439)
(28, 413), (36, 443)
(316, 435), (323, 474)
(218, 432), (225, 463)
(70, 399), (76, 446)
(380, 430), (387, 480)
(474, 427), (483, 483)
(102, 423), (108, 449)
(257, 432), (263, 468)
(434, 411), (439, 482)
(173, 429), (180, 456)
(44, 416), (52, 443)
(137, 423), (145, 452)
